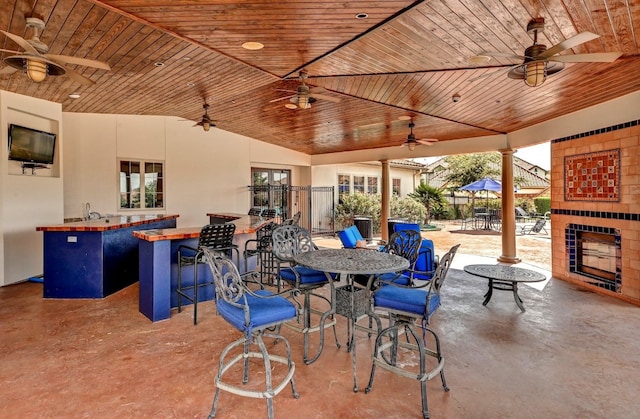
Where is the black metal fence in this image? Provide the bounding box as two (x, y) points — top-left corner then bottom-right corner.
(247, 185), (335, 236)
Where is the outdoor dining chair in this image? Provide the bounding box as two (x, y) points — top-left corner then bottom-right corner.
(243, 221), (279, 284)
(201, 248), (299, 419)
(365, 244), (460, 419)
(176, 222), (238, 325)
(271, 224), (340, 365)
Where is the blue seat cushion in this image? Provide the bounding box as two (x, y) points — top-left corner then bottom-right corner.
(280, 266), (329, 285)
(373, 286), (440, 318)
(217, 289), (296, 332)
(338, 225), (364, 249)
(392, 223), (435, 280)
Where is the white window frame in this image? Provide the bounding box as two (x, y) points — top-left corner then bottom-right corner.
(118, 159), (165, 210)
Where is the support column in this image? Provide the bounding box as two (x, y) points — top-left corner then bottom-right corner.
(381, 159), (390, 241)
(498, 149), (521, 264)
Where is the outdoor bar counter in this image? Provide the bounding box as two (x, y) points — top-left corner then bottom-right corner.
(133, 213), (270, 322)
(37, 214), (178, 299)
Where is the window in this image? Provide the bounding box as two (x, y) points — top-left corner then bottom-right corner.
(353, 175), (365, 193)
(119, 160), (164, 209)
(338, 174), (350, 201)
(367, 176), (378, 194)
(392, 178), (401, 196)
(250, 168), (291, 214)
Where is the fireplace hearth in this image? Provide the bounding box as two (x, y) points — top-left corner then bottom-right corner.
(566, 224), (621, 292)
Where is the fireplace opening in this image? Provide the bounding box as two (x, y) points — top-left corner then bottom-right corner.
(577, 231), (616, 282)
(566, 224), (621, 293)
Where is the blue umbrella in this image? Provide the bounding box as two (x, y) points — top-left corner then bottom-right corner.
(460, 177), (502, 209)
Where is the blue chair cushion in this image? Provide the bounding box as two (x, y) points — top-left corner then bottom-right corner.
(280, 266), (329, 285)
(338, 225), (364, 249)
(217, 289), (297, 332)
(373, 286), (441, 318)
(393, 223), (436, 280)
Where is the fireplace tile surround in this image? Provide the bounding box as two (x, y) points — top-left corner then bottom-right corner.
(551, 119), (640, 304)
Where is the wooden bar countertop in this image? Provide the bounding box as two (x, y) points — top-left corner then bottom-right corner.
(133, 214), (272, 242)
(37, 214), (179, 232)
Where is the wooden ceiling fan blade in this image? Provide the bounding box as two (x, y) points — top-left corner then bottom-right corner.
(63, 67), (96, 85)
(0, 48), (22, 54)
(0, 30), (39, 55)
(539, 32), (600, 59)
(0, 65), (18, 75)
(417, 139), (438, 145)
(311, 93), (341, 103)
(269, 95), (295, 103)
(45, 54), (111, 70)
(550, 52), (623, 63)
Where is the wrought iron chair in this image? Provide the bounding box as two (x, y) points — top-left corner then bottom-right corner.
(365, 244), (460, 419)
(353, 229), (422, 288)
(261, 208), (277, 219)
(271, 225), (340, 364)
(281, 210), (301, 226)
(201, 248), (299, 419)
(176, 223), (239, 325)
(248, 207), (263, 216)
(391, 223), (439, 280)
(243, 221), (279, 284)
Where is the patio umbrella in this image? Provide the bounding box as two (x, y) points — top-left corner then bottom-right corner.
(459, 177), (502, 209)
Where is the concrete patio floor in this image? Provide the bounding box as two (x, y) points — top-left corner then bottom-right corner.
(2, 224), (639, 418)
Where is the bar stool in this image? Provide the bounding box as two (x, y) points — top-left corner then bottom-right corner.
(176, 223), (238, 325)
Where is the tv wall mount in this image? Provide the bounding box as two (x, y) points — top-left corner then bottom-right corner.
(21, 162), (50, 174)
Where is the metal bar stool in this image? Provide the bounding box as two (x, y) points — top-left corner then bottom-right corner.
(176, 222), (238, 324)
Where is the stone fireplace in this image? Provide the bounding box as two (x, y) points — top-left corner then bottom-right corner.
(566, 224), (621, 292)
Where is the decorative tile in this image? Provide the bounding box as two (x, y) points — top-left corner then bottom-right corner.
(564, 149), (620, 201)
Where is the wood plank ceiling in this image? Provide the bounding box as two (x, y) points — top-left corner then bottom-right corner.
(1, 0), (639, 155)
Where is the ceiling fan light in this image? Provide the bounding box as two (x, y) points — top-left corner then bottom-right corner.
(298, 95), (310, 109)
(408, 142), (416, 151)
(203, 121), (210, 131)
(524, 61), (546, 87)
(26, 59), (47, 82)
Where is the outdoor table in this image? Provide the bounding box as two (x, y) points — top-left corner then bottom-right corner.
(294, 248), (409, 392)
(463, 264), (547, 312)
(475, 212), (492, 230)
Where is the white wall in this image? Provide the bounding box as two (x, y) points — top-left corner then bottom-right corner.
(312, 162), (421, 199)
(62, 113), (311, 229)
(1, 91), (63, 286)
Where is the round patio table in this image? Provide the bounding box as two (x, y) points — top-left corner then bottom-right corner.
(463, 264), (547, 312)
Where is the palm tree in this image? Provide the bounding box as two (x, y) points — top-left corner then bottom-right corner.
(408, 183), (445, 226)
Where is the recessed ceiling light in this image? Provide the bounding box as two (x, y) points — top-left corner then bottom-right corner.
(154, 62), (165, 67)
(68, 92), (81, 99)
(285, 103), (298, 109)
(186, 82), (195, 87)
(398, 115), (412, 121)
(355, 13), (368, 19)
(469, 55), (491, 65)
(242, 42), (264, 50)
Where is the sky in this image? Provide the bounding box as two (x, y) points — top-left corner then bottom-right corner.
(415, 142), (551, 170)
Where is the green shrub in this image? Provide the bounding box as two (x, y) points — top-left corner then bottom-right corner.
(335, 193), (426, 233)
(533, 197), (551, 215)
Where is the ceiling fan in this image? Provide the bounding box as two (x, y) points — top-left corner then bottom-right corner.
(193, 102), (216, 131)
(0, 16), (110, 85)
(477, 17), (622, 87)
(269, 69), (341, 109)
(402, 119), (437, 150)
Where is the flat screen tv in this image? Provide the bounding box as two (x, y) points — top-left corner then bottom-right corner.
(8, 124), (57, 165)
